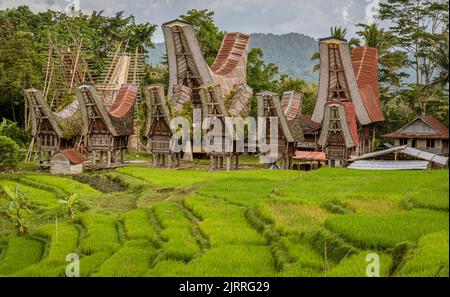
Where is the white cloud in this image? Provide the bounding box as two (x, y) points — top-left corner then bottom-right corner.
(0, 0), (371, 42)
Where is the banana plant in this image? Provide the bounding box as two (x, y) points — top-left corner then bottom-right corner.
(0, 185), (31, 235)
(58, 193), (80, 221)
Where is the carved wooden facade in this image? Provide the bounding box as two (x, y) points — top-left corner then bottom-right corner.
(312, 38), (384, 166)
(257, 91), (304, 169)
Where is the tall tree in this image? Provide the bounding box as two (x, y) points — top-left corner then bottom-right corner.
(379, 0), (449, 115)
(0, 6), (156, 126)
(180, 9), (224, 65)
(356, 23), (408, 87)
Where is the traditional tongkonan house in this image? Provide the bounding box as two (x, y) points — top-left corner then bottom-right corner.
(257, 91), (304, 169)
(76, 83), (138, 167)
(154, 19), (253, 169)
(144, 84), (181, 168)
(311, 37), (384, 167)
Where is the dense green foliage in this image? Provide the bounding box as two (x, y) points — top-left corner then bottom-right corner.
(0, 136), (19, 170)
(0, 6), (156, 126)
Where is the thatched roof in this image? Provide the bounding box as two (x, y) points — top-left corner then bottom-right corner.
(25, 88), (83, 139)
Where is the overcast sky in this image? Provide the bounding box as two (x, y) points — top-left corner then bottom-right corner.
(0, 0), (383, 42)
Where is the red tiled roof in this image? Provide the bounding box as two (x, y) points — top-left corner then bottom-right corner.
(420, 115), (449, 135)
(383, 115), (449, 139)
(300, 115), (321, 133)
(108, 84), (139, 118)
(210, 32), (250, 75)
(351, 46), (384, 123)
(382, 133), (449, 139)
(60, 148), (87, 164)
(293, 151), (327, 161)
(280, 91), (302, 121)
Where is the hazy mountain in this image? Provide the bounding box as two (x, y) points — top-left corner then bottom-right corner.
(148, 32), (319, 82)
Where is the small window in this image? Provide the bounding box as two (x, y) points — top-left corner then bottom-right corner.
(399, 138), (408, 145)
(427, 139), (435, 148)
(411, 139), (417, 147)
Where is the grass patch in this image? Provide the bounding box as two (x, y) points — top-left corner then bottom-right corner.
(153, 202), (200, 262)
(397, 231), (449, 277)
(122, 209), (159, 243)
(116, 167), (210, 188)
(0, 236), (43, 275)
(25, 175), (100, 196)
(15, 223), (79, 276)
(324, 251), (393, 277)
(326, 209), (449, 249)
(94, 240), (158, 276)
(0, 180), (59, 208)
(258, 200), (328, 235)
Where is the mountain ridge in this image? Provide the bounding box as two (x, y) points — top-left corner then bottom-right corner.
(148, 32), (319, 82)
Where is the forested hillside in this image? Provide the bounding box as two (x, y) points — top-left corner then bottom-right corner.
(149, 32), (319, 81)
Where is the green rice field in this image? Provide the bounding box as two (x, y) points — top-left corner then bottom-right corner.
(0, 165), (448, 277)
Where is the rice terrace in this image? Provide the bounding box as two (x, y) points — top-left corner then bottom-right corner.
(0, 0), (449, 280)
(0, 164), (448, 277)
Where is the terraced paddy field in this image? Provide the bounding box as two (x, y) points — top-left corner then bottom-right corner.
(0, 166), (448, 277)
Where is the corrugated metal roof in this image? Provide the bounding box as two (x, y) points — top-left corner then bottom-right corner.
(59, 148), (87, 164)
(402, 146), (448, 166)
(351, 46), (384, 123)
(348, 160), (429, 170)
(210, 32), (250, 76)
(280, 91), (302, 121)
(350, 145), (448, 166)
(108, 84), (138, 118)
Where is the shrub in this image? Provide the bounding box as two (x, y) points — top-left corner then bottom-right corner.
(0, 136), (19, 171)
(0, 119), (28, 147)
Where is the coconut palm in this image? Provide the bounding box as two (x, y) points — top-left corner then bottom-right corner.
(357, 23), (407, 87)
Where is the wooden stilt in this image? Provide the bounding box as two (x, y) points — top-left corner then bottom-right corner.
(120, 149), (125, 163)
(107, 151), (111, 167)
(209, 155), (214, 171)
(92, 151), (97, 166)
(235, 154), (239, 170)
(167, 154), (172, 168)
(226, 156), (231, 171)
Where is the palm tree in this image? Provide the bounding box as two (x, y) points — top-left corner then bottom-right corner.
(357, 23), (406, 87)
(311, 26), (360, 73)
